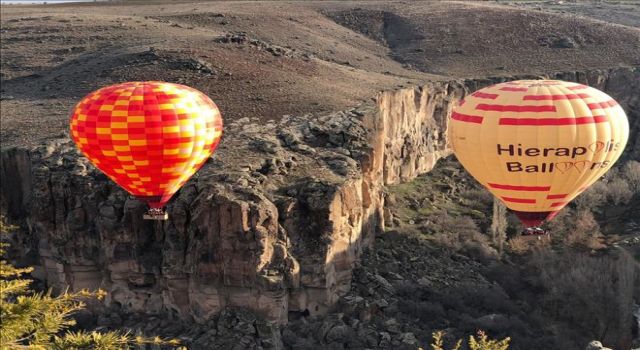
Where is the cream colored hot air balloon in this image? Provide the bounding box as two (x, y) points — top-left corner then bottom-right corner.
(449, 80), (629, 227)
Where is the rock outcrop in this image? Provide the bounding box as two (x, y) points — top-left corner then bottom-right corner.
(585, 340), (613, 350)
(376, 83), (458, 184)
(1, 67), (638, 326)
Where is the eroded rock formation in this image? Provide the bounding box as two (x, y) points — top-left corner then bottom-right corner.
(1, 67), (638, 326)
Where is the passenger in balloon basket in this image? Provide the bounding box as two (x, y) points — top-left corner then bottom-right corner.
(521, 226), (549, 239)
(143, 207), (169, 221)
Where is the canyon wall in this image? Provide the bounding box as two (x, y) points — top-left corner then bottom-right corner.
(1, 67), (638, 325)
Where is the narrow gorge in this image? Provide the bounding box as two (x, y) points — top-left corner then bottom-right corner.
(1, 66), (638, 327)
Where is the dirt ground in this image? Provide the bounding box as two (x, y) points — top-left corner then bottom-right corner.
(1, 0), (639, 148)
(500, 0), (640, 28)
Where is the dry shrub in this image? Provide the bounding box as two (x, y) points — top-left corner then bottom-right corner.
(622, 160), (640, 189)
(461, 189), (494, 208)
(529, 250), (636, 349)
(546, 208), (579, 243)
(507, 236), (529, 254)
(433, 212), (498, 262)
(545, 208), (604, 249)
(546, 207), (571, 232)
(565, 210), (605, 250)
(574, 161), (638, 213)
(432, 212), (480, 250)
(462, 241), (499, 264)
(574, 182), (607, 211)
(606, 178), (633, 205)
(507, 235), (550, 254)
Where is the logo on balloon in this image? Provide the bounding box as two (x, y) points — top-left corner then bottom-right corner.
(589, 141), (605, 153)
(499, 140), (620, 173)
(573, 160), (590, 172)
(555, 162), (573, 174)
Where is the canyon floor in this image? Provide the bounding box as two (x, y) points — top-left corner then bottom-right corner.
(1, 1), (639, 350)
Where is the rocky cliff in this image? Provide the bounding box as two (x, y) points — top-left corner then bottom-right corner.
(1, 67), (638, 326)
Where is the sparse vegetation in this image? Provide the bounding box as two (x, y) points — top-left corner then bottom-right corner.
(574, 161), (639, 232)
(606, 178), (634, 206)
(622, 160), (640, 189)
(384, 157), (640, 350)
(529, 250), (636, 350)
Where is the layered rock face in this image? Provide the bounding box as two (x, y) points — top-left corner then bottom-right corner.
(1, 67), (638, 325)
(376, 83), (459, 184)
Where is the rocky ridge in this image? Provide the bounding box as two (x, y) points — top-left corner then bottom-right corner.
(1, 67), (638, 333)
(0, 81), (462, 325)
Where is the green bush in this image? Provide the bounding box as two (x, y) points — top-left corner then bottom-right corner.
(430, 330), (510, 350)
(0, 217), (182, 350)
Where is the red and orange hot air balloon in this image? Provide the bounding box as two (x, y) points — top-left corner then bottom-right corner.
(449, 80), (629, 228)
(70, 81), (223, 220)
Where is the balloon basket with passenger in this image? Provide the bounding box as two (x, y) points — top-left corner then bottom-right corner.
(514, 211), (551, 237)
(521, 227), (549, 237)
(139, 195), (171, 221)
(143, 208), (169, 221)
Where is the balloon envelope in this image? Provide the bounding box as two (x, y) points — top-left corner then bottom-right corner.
(449, 80), (629, 227)
(70, 81), (223, 209)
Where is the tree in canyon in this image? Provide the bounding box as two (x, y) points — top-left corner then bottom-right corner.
(491, 198), (508, 255)
(0, 217), (181, 350)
